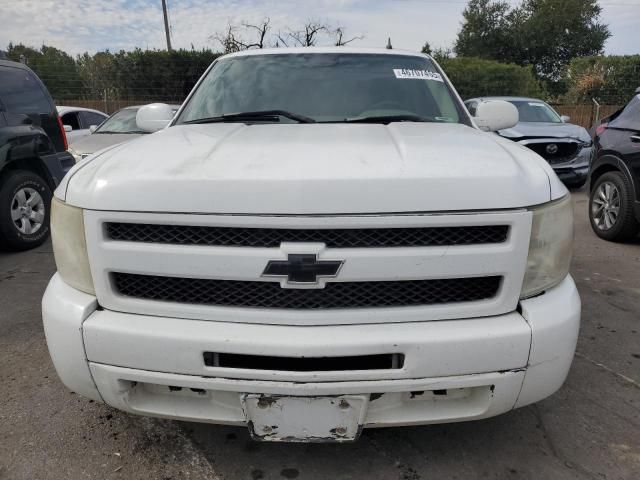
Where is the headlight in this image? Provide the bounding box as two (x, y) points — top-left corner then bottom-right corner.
(51, 198), (95, 294)
(521, 195), (573, 299)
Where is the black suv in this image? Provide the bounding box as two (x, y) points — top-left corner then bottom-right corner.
(589, 88), (640, 242)
(0, 59), (75, 250)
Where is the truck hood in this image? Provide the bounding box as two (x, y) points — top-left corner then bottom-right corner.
(499, 122), (591, 143)
(62, 122), (560, 214)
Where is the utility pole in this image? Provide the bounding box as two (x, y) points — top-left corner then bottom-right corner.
(161, 0), (172, 51)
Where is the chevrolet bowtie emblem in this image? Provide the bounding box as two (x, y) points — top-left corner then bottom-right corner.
(262, 254), (344, 286)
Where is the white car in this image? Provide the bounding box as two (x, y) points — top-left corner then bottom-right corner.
(43, 48), (580, 443)
(56, 106), (108, 143)
(67, 105), (181, 162)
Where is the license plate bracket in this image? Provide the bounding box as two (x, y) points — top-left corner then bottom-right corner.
(241, 394), (368, 443)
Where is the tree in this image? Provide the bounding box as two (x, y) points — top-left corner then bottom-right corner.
(564, 55), (640, 104)
(420, 42), (432, 55)
(454, 0), (514, 61)
(455, 0), (610, 79)
(7, 43), (80, 99)
(439, 57), (543, 99)
(277, 21), (329, 47)
(334, 27), (363, 47)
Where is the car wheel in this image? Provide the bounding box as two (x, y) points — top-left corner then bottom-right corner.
(589, 171), (639, 242)
(0, 170), (52, 251)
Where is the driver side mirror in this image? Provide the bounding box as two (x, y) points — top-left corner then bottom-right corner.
(63, 125), (73, 133)
(89, 125), (98, 133)
(473, 100), (519, 132)
(560, 115), (570, 123)
(136, 103), (175, 132)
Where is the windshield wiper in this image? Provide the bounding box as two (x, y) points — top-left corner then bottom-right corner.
(184, 110), (315, 125)
(339, 114), (434, 124)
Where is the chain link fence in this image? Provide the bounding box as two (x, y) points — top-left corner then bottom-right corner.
(15, 52), (635, 128)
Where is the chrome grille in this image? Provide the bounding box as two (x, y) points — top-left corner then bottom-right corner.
(112, 273), (502, 310)
(105, 223), (509, 248)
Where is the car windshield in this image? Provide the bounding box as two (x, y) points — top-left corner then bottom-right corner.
(176, 53), (465, 124)
(95, 108), (144, 133)
(507, 100), (562, 123)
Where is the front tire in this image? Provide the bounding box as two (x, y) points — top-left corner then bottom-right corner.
(589, 171), (639, 242)
(0, 170), (52, 251)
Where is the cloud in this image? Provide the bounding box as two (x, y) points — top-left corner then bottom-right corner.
(0, 0), (637, 56)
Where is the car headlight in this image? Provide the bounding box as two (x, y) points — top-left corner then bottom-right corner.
(521, 195), (573, 299)
(51, 198), (95, 295)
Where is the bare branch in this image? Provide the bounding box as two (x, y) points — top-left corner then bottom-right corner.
(212, 18), (272, 53)
(276, 32), (290, 48)
(241, 18), (271, 49)
(334, 27), (364, 47)
(283, 21), (329, 47)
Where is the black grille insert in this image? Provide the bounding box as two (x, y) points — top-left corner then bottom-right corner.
(105, 223), (509, 248)
(112, 273), (501, 310)
(525, 142), (580, 164)
(203, 352), (404, 371)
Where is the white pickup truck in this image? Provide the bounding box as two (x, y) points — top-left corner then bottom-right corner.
(43, 47), (580, 443)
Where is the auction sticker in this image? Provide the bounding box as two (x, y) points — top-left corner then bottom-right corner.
(393, 69), (443, 82)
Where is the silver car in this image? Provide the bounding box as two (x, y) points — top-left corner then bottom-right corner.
(68, 105), (180, 161)
(57, 106), (108, 143)
(465, 96), (593, 188)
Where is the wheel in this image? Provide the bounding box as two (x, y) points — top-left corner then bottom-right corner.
(589, 171), (639, 242)
(0, 170), (52, 251)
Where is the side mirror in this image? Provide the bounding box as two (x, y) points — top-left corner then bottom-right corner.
(136, 103), (174, 132)
(560, 115), (570, 123)
(89, 125), (97, 133)
(63, 125), (73, 133)
(474, 100), (519, 132)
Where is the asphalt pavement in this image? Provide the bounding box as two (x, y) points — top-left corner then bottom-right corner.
(1, 190), (639, 480)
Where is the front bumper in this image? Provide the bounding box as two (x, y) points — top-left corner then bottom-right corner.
(550, 146), (592, 186)
(41, 151), (77, 185)
(42, 273), (580, 429)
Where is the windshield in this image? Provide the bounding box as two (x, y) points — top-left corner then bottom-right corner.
(176, 53), (466, 124)
(507, 100), (562, 123)
(96, 108), (144, 133)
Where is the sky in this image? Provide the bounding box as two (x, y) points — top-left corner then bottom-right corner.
(1, 0), (639, 56)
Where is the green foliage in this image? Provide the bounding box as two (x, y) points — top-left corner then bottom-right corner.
(7, 43), (80, 98)
(6, 43), (220, 102)
(439, 57), (543, 99)
(455, 0), (610, 79)
(454, 0), (515, 62)
(563, 55), (640, 104)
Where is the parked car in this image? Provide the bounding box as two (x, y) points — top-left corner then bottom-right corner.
(67, 104), (180, 161)
(57, 106), (108, 143)
(43, 48), (579, 443)
(465, 96), (593, 188)
(588, 87), (640, 242)
(0, 59), (75, 250)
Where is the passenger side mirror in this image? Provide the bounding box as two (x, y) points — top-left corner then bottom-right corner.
(560, 115), (570, 123)
(63, 125), (73, 133)
(89, 125), (97, 133)
(473, 100), (519, 132)
(136, 103), (175, 133)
